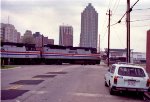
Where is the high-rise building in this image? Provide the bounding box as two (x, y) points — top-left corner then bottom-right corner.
(80, 3), (98, 49)
(59, 25), (73, 46)
(0, 23), (21, 43)
(146, 29), (150, 72)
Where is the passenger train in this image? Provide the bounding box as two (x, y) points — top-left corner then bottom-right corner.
(1, 42), (101, 65)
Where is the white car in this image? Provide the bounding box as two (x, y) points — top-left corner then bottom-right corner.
(104, 64), (150, 95)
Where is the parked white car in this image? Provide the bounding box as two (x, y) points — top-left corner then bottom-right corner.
(104, 64), (150, 95)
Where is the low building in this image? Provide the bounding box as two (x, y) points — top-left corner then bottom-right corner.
(103, 48), (146, 64)
(133, 52), (146, 64)
(104, 48), (133, 64)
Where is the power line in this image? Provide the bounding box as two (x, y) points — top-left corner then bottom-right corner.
(112, 0), (121, 16)
(101, 0), (114, 40)
(110, 15), (150, 25)
(130, 18), (150, 22)
(132, 25), (150, 27)
(114, 30), (125, 48)
(111, 0), (140, 26)
(101, 0), (113, 45)
(133, 8), (150, 11)
(100, 28), (107, 43)
(120, 18), (150, 22)
(101, 16), (108, 35)
(108, 0), (113, 10)
(130, 0), (139, 9)
(112, 0), (119, 11)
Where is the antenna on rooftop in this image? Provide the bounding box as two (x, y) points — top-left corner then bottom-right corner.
(8, 16), (10, 24)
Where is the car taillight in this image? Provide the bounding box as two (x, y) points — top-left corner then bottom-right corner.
(146, 79), (150, 87)
(114, 76), (118, 84)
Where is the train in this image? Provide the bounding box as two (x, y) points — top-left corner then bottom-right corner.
(1, 42), (101, 65)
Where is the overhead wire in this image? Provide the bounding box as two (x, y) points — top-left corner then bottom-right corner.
(108, 0), (113, 10)
(112, 0), (121, 16)
(100, 0), (113, 43)
(132, 25), (150, 27)
(119, 18), (150, 22)
(112, 0), (119, 11)
(129, 18), (150, 22)
(133, 8), (150, 11)
(114, 30), (125, 48)
(110, 0), (140, 26)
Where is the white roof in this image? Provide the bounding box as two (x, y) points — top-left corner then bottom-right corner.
(113, 64), (144, 69)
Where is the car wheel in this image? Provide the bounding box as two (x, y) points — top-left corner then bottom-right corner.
(109, 87), (114, 95)
(105, 81), (108, 87)
(109, 83), (114, 95)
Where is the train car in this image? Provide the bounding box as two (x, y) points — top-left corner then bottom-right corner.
(1, 42), (41, 65)
(42, 44), (101, 65)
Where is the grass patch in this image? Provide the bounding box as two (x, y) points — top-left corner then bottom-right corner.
(1, 65), (18, 69)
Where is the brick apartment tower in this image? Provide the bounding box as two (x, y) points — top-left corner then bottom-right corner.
(80, 3), (98, 49)
(59, 25), (73, 46)
(146, 30), (150, 72)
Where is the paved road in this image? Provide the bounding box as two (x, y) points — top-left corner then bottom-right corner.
(1, 65), (144, 102)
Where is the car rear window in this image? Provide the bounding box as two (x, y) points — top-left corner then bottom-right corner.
(118, 67), (146, 77)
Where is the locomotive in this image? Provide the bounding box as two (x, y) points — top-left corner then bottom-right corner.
(1, 42), (41, 65)
(1, 42), (101, 65)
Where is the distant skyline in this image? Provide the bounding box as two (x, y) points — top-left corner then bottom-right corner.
(1, 0), (150, 52)
(80, 3), (98, 49)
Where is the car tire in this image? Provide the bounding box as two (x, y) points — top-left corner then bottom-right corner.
(105, 81), (108, 87)
(109, 83), (114, 95)
(109, 87), (114, 95)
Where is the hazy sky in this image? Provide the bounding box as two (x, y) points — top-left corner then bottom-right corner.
(1, 0), (150, 52)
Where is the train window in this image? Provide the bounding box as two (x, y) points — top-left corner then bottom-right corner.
(85, 49), (89, 51)
(91, 50), (97, 53)
(16, 45), (24, 47)
(26, 47), (36, 51)
(1, 48), (5, 51)
(48, 45), (66, 49)
(69, 51), (77, 54)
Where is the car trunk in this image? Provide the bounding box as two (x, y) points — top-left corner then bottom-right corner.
(117, 76), (148, 88)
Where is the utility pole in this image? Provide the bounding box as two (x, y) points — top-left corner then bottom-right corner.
(126, 0), (131, 63)
(99, 34), (100, 53)
(42, 34), (44, 47)
(107, 9), (111, 66)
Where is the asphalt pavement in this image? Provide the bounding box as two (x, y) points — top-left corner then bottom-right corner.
(1, 65), (144, 102)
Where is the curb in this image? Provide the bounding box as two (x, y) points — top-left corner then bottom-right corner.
(1, 67), (21, 70)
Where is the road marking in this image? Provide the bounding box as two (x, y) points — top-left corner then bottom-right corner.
(6, 84), (23, 90)
(72, 92), (113, 98)
(32, 78), (42, 80)
(30, 90), (48, 94)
